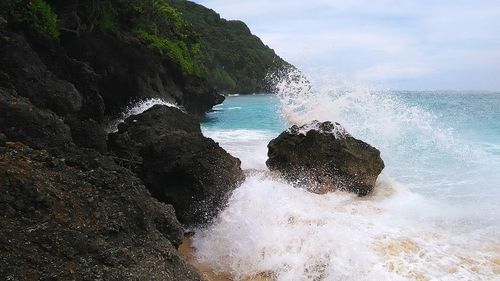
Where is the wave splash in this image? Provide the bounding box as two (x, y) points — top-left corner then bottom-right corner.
(106, 98), (180, 133)
(193, 69), (500, 280)
(193, 173), (499, 281)
(269, 68), (475, 161)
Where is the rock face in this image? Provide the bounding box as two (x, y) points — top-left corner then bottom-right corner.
(0, 88), (72, 151)
(108, 105), (202, 163)
(0, 1), (253, 278)
(109, 105), (245, 225)
(0, 143), (204, 281)
(267, 121), (385, 196)
(61, 32), (224, 116)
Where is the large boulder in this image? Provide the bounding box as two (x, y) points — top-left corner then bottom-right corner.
(267, 121), (385, 196)
(108, 105), (245, 225)
(66, 117), (108, 153)
(142, 133), (244, 225)
(0, 143), (205, 281)
(108, 104), (201, 163)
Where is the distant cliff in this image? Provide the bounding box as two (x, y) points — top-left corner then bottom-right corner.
(166, 0), (291, 94)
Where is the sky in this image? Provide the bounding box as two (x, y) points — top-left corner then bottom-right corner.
(193, 0), (500, 90)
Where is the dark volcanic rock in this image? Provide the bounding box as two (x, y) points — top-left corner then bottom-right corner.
(109, 105), (201, 162)
(182, 75), (225, 115)
(62, 32), (223, 116)
(267, 121), (385, 196)
(142, 133), (244, 225)
(0, 88), (72, 150)
(0, 30), (83, 116)
(108, 105), (244, 225)
(0, 143), (204, 281)
(0, 132), (6, 146)
(66, 118), (108, 153)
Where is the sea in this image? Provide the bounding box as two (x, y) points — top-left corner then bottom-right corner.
(193, 85), (500, 280)
(115, 79), (500, 280)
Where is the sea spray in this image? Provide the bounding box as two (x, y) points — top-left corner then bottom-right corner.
(193, 173), (499, 281)
(202, 129), (274, 170)
(193, 70), (500, 280)
(107, 98), (180, 133)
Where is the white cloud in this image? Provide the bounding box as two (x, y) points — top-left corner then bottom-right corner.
(356, 63), (432, 81)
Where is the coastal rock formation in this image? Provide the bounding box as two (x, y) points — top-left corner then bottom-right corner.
(141, 132), (245, 225)
(109, 105), (245, 225)
(0, 0), (290, 278)
(61, 32), (223, 116)
(108, 105), (202, 162)
(0, 88), (72, 151)
(0, 143), (204, 281)
(0, 31), (83, 116)
(267, 121), (385, 195)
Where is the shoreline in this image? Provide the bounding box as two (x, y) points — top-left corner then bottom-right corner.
(179, 236), (274, 281)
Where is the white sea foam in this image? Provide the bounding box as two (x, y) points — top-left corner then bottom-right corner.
(107, 98), (180, 133)
(290, 120), (351, 139)
(192, 69), (500, 280)
(202, 128), (275, 170)
(193, 173), (499, 281)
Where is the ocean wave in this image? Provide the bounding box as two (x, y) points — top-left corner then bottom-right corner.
(192, 173), (500, 281)
(107, 98), (180, 133)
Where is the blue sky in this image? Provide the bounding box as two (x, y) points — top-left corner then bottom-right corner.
(193, 0), (500, 90)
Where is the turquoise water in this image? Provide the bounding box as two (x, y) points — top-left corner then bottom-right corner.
(203, 94), (286, 132)
(197, 91), (500, 280)
(203, 92), (500, 221)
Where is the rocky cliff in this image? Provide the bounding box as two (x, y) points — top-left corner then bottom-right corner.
(0, 0), (270, 279)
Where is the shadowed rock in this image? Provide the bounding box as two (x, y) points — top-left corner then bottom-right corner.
(267, 121), (385, 196)
(0, 88), (72, 151)
(109, 105), (244, 225)
(0, 143), (204, 281)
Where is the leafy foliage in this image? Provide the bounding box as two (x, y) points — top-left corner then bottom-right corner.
(73, 0), (202, 74)
(78, 0), (290, 92)
(8, 0), (291, 92)
(166, 0), (290, 93)
(135, 29), (203, 75)
(9, 0), (59, 38)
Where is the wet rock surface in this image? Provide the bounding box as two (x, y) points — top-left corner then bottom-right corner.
(267, 121), (385, 195)
(142, 132), (245, 226)
(108, 105), (202, 162)
(109, 105), (245, 225)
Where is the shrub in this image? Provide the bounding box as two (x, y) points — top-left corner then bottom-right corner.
(135, 29), (203, 75)
(9, 0), (59, 38)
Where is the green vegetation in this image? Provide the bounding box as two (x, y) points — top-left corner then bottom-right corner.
(78, 0), (290, 91)
(9, 0), (59, 38)
(135, 29), (202, 75)
(73, 0), (203, 75)
(128, 0), (204, 74)
(166, 0), (290, 93)
(6, 0), (290, 92)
